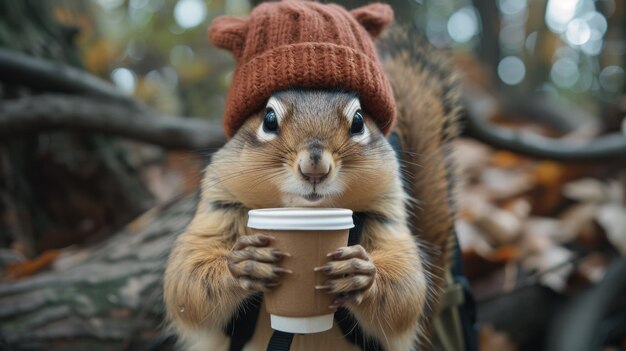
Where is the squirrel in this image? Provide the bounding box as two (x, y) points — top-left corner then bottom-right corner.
(163, 1), (460, 350)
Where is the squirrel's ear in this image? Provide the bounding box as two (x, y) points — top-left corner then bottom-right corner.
(350, 3), (394, 38)
(207, 16), (248, 58)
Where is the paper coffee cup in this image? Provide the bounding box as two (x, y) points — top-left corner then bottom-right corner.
(247, 208), (354, 334)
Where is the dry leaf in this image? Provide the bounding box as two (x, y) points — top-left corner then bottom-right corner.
(605, 179), (624, 204)
(83, 38), (121, 74)
(454, 138), (492, 181)
(489, 246), (520, 262)
(530, 161), (567, 215)
(501, 198), (532, 219)
(523, 246), (574, 292)
(522, 218), (558, 254)
(480, 167), (534, 200)
(576, 252), (609, 284)
(456, 219), (494, 256)
(479, 324), (518, 351)
(490, 151), (529, 169)
(563, 178), (608, 203)
(557, 204), (599, 243)
(473, 204), (523, 246)
(596, 204), (626, 255)
(5, 250), (60, 279)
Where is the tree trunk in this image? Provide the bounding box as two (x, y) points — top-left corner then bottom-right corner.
(0, 0), (155, 257)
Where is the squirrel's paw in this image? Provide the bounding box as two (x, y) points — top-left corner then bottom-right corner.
(314, 244), (376, 308)
(227, 234), (292, 292)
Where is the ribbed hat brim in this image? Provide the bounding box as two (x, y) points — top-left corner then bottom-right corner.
(223, 42), (396, 137)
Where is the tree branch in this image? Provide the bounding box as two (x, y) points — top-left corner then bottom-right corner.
(0, 94), (226, 150)
(461, 88), (626, 162)
(0, 48), (136, 106)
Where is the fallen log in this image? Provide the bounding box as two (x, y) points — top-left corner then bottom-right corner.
(0, 195), (198, 351)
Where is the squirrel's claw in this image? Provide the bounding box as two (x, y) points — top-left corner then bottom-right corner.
(317, 244), (376, 299)
(227, 234), (291, 292)
(314, 257), (376, 276)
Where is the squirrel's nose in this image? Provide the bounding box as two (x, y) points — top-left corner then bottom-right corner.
(297, 151), (332, 185)
(298, 164), (331, 185)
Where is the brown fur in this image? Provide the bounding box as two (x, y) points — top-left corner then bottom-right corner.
(380, 27), (461, 349)
(163, 27), (460, 351)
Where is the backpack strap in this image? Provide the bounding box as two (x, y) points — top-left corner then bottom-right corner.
(224, 293), (263, 351)
(449, 231), (478, 351)
(266, 330), (294, 351)
(390, 131), (478, 351)
(432, 230), (478, 351)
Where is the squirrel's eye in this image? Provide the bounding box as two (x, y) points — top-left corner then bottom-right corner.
(263, 108), (279, 133)
(350, 110), (364, 135)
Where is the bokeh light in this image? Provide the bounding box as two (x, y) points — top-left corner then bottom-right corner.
(525, 31), (538, 54)
(581, 38), (603, 56)
(545, 0), (579, 33)
(582, 11), (608, 40)
(447, 6), (480, 43)
(599, 66), (625, 92)
(173, 0), (207, 29)
(497, 0), (528, 16)
(498, 56), (526, 85)
(427, 19), (450, 47)
(565, 19), (591, 46)
(500, 22), (526, 53)
(550, 57), (579, 88)
(111, 67), (137, 95)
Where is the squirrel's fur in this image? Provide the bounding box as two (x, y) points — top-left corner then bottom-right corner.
(163, 27), (460, 351)
(380, 27), (461, 348)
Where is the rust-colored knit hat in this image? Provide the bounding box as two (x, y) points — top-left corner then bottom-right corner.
(208, 0), (396, 137)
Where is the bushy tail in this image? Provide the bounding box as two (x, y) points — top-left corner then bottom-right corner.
(380, 27), (462, 349)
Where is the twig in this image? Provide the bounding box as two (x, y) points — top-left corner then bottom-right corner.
(476, 248), (601, 304)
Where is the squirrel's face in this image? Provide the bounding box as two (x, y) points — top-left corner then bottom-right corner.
(217, 90), (399, 210)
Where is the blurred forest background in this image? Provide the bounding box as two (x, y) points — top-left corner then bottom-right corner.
(0, 0), (625, 350)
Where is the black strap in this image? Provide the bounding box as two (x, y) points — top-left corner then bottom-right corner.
(387, 132), (412, 197)
(266, 330), (295, 351)
(450, 231), (478, 351)
(335, 307), (383, 351)
(348, 212), (366, 246)
(225, 294), (263, 351)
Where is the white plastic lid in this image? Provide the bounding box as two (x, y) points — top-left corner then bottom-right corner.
(247, 208), (354, 230)
(270, 313), (334, 334)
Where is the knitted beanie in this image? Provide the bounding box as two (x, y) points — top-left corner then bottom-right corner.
(208, 0), (396, 137)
